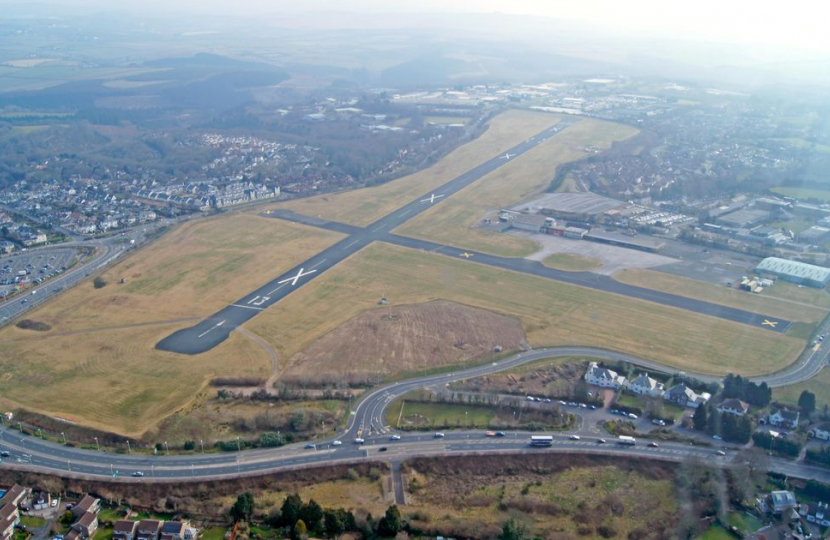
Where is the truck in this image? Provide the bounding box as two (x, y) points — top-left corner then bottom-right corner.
(617, 435), (636, 446)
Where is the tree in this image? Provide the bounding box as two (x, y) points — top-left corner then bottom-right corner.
(499, 518), (528, 540)
(799, 390), (817, 414)
(230, 492), (254, 523)
(294, 519), (307, 540)
(300, 499), (323, 532)
(324, 510), (344, 537)
(377, 505), (403, 537)
(93, 276), (107, 289)
(280, 494), (303, 527)
(183, 440), (195, 451)
(693, 404), (708, 431)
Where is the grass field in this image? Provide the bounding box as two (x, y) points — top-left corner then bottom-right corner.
(387, 398), (497, 429)
(0, 214), (343, 435)
(772, 186), (830, 202)
(246, 242), (805, 380)
(774, 366), (830, 410)
(543, 253), (603, 271)
(613, 269), (830, 325)
(394, 119), (639, 257)
(269, 109), (562, 226)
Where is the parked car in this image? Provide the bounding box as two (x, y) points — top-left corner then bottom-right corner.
(628, 413), (638, 420)
(0, 451), (9, 457)
(51, 499), (58, 507)
(712, 434), (722, 440)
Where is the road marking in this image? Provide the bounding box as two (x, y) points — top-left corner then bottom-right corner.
(198, 320), (226, 339)
(762, 319), (779, 328)
(247, 295), (270, 306)
(342, 239), (360, 250)
(371, 223), (387, 232)
(399, 210), (411, 218)
(231, 304), (265, 311)
(266, 283), (287, 296)
(277, 267), (318, 286)
(420, 193), (444, 204)
(309, 259), (327, 271)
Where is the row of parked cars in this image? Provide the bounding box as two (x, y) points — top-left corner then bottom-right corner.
(526, 396), (599, 410)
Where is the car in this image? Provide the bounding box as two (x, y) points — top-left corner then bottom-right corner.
(332, 440), (342, 446)
(390, 434), (402, 441)
(51, 499), (58, 507)
(65, 503), (74, 510)
(569, 434), (580, 440)
(558, 400), (567, 405)
(712, 434), (722, 440)
(0, 451), (9, 457)
(544, 398), (552, 403)
(526, 396), (534, 402)
(648, 442), (659, 448)
(628, 413), (638, 419)
(378, 446), (388, 452)
(596, 438), (606, 444)
(567, 402), (577, 407)
(610, 409), (619, 415)
(485, 431), (496, 437)
(652, 419), (666, 426)
(434, 432), (445, 438)
(53, 536), (65, 540)
(304, 443), (316, 449)
(588, 405), (597, 410)
(495, 431), (506, 437)
(131, 471), (144, 477)
(716, 450), (726, 456)
(354, 438), (365, 444)
(578, 403), (587, 409)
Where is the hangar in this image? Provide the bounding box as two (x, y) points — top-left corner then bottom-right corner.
(756, 257), (830, 288)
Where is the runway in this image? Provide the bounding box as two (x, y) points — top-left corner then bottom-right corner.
(158, 117), (791, 354)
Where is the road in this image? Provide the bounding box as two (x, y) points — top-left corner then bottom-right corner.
(1, 347), (828, 483)
(157, 120), (790, 355)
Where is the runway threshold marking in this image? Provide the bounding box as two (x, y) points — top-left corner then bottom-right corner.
(231, 304), (265, 311)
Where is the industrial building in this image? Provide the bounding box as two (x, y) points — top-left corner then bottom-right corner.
(756, 257), (830, 288)
(714, 208), (769, 228)
(797, 226), (830, 245)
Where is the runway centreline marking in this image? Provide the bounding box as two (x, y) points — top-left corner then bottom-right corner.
(371, 223), (386, 233)
(231, 304), (266, 311)
(342, 239), (360, 250)
(266, 283), (287, 296)
(308, 258), (327, 270)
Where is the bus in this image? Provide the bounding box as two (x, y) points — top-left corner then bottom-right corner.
(530, 435), (554, 447)
(617, 435), (636, 446)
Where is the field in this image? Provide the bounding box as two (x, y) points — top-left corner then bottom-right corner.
(269, 109), (562, 226)
(613, 269), (830, 325)
(774, 367), (830, 410)
(771, 186), (830, 202)
(394, 119), (639, 257)
(542, 253), (603, 272)
(0, 213), (343, 435)
(246, 242), (805, 380)
(281, 300), (526, 385)
(450, 356), (587, 398)
(387, 398), (498, 429)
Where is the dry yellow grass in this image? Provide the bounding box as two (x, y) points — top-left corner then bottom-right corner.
(0, 213), (343, 435)
(613, 268), (829, 324)
(247, 242), (804, 379)
(394, 119), (639, 257)
(268, 109), (562, 226)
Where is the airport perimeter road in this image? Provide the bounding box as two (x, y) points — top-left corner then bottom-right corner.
(1, 347), (829, 483)
(157, 117), (791, 355)
(156, 121), (574, 354)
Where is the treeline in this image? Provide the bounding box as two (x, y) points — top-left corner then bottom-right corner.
(722, 374), (772, 407)
(752, 431), (802, 458)
(692, 405), (753, 443)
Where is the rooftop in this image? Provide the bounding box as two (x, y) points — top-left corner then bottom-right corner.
(757, 257), (830, 282)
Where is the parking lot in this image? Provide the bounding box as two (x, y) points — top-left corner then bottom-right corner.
(0, 248), (79, 299)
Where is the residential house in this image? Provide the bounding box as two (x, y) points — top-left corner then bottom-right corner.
(136, 519), (163, 540)
(0, 515), (15, 540)
(809, 422), (830, 441)
(770, 490), (798, 514)
(800, 501), (830, 527)
(663, 384), (711, 409)
(717, 398), (749, 416)
(626, 373), (664, 397)
(0, 485), (29, 508)
(584, 362), (626, 389)
(72, 495), (101, 518)
(113, 520), (138, 540)
(71, 511), (99, 539)
(0, 241), (14, 254)
(769, 409), (800, 430)
(160, 521), (189, 540)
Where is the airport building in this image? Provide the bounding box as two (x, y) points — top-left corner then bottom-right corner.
(756, 257), (830, 288)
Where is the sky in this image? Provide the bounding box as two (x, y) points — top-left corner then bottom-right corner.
(18, 0), (830, 53)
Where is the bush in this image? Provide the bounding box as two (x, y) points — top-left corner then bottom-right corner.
(15, 319), (51, 331)
(752, 432), (801, 457)
(93, 276), (107, 289)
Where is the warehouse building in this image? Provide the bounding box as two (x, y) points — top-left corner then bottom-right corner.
(797, 226), (830, 245)
(756, 257), (830, 288)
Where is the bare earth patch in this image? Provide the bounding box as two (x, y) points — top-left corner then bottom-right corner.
(283, 300), (526, 384)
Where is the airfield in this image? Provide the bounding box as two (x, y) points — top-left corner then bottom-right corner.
(0, 110), (817, 436)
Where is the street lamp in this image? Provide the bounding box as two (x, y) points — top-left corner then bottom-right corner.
(61, 432), (66, 445)
(67, 460), (71, 472)
(236, 436), (241, 452)
(126, 440), (131, 455)
(164, 441), (169, 455)
(37, 428), (42, 439)
(94, 437), (99, 451)
(200, 439), (204, 454)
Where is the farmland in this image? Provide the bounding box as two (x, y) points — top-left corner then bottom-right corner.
(394, 118), (639, 257)
(269, 109), (562, 226)
(247, 242), (804, 381)
(0, 213), (343, 435)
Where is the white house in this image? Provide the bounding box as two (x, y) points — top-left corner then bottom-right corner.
(800, 502), (830, 527)
(768, 409), (800, 429)
(584, 362), (626, 389)
(809, 423), (830, 441)
(716, 398), (749, 416)
(770, 491), (798, 514)
(626, 373), (664, 397)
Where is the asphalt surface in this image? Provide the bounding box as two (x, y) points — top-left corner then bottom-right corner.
(1, 347), (829, 483)
(157, 119), (791, 354)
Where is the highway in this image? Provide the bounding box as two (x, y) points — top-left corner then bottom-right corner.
(157, 120), (791, 355)
(1, 347), (829, 483)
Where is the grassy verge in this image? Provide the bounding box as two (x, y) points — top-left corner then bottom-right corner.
(395, 119), (639, 257)
(613, 269), (829, 324)
(271, 110), (562, 226)
(542, 253), (603, 272)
